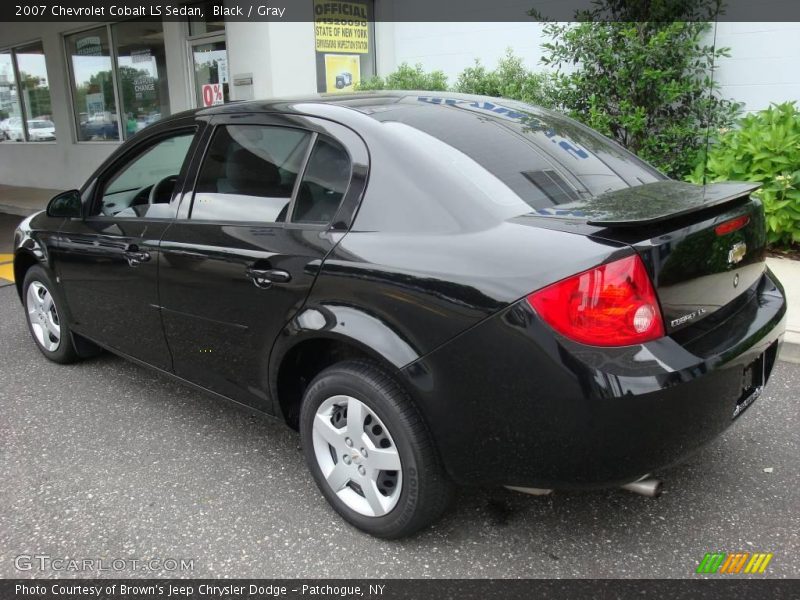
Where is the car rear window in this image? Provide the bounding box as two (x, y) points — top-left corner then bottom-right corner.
(369, 98), (664, 211)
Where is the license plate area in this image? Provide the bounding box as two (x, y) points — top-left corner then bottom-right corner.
(733, 354), (766, 419)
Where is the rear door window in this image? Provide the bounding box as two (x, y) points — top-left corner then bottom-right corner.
(192, 124), (312, 223)
(292, 136), (351, 224)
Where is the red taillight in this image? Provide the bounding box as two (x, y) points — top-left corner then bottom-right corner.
(715, 215), (750, 236)
(527, 255), (665, 347)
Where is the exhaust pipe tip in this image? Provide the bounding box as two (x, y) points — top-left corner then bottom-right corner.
(505, 485), (554, 496)
(621, 477), (663, 498)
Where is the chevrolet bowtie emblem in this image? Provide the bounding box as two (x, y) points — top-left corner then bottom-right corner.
(728, 242), (747, 265)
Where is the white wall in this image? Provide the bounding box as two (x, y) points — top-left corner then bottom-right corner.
(389, 22), (549, 85)
(713, 22), (800, 112)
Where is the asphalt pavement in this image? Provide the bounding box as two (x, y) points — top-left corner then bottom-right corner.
(1, 284), (799, 579)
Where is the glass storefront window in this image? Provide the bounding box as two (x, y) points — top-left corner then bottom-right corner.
(66, 27), (119, 141)
(1, 44), (57, 143)
(112, 20), (171, 139)
(0, 51), (23, 143)
(15, 42), (55, 141)
(192, 40), (229, 107)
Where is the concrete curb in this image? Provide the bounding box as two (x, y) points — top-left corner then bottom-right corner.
(779, 332), (800, 364)
(767, 258), (800, 365)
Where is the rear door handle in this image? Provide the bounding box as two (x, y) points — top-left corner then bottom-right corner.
(124, 245), (150, 266)
(246, 267), (291, 288)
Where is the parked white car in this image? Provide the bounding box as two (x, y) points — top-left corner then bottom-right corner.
(1, 118), (55, 141)
(0, 117), (22, 141)
(26, 119), (56, 141)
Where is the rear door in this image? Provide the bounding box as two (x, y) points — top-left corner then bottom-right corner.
(55, 118), (204, 369)
(158, 113), (367, 411)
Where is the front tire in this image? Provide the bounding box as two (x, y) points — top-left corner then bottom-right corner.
(23, 265), (79, 364)
(300, 360), (453, 538)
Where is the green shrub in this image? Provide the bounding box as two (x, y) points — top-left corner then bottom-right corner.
(541, 10), (741, 178)
(453, 49), (555, 108)
(688, 102), (800, 246)
(356, 63), (448, 91)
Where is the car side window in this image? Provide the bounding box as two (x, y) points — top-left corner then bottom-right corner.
(97, 132), (195, 218)
(191, 125), (312, 223)
(292, 136), (351, 224)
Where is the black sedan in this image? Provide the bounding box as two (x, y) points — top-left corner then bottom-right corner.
(13, 92), (786, 538)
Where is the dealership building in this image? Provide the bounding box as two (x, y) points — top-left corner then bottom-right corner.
(0, 2), (798, 190)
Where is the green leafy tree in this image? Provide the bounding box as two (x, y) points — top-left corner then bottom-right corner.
(356, 63), (448, 91)
(18, 72), (51, 118)
(688, 102), (800, 245)
(540, 1), (740, 178)
(454, 49), (555, 107)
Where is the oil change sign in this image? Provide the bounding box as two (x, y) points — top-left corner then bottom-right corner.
(314, 0), (369, 53)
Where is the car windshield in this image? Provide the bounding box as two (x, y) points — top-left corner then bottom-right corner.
(29, 121), (54, 129)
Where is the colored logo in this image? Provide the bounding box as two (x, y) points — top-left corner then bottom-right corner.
(696, 552), (773, 574)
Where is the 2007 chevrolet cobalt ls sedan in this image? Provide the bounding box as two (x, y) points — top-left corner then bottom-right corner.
(14, 92), (786, 537)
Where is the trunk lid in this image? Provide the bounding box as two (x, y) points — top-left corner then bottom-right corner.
(526, 181), (767, 335)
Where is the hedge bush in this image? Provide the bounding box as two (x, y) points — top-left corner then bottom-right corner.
(453, 50), (555, 108)
(688, 102), (800, 245)
(355, 51), (554, 108)
(356, 63), (448, 91)
(541, 19), (740, 179)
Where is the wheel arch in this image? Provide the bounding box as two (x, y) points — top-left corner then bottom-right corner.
(269, 304), (423, 430)
(270, 332), (407, 430)
(13, 248), (42, 301)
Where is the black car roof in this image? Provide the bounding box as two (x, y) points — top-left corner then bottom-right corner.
(180, 91), (536, 120)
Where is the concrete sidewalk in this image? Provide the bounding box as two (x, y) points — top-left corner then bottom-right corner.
(768, 258), (800, 364)
(0, 183), (797, 362)
(0, 184), (59, 217)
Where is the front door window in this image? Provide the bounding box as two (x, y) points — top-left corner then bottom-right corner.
(97, 131), (195, 218)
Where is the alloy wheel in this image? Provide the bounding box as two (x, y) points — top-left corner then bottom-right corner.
(26, 281), (61, 352)
(312, 394), (403, 517)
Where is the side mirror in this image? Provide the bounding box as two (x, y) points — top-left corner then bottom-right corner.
(46, 190), (82, 218)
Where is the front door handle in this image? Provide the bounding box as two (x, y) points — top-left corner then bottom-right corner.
(246, 267), (292, 288)
(124, 245), (151, 266)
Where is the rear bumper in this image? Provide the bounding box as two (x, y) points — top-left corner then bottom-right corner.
(402, 270), (786, 488)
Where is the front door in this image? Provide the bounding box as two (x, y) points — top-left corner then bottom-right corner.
(55, 122), (201, 370)
(158, 116), (356, 410)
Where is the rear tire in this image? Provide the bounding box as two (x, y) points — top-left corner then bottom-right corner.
(23, 265), (79, 364)
(300, 360), (453, 538)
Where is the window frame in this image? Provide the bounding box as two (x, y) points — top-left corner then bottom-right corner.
(88, 123), (201, 220)
(62, 19), (172, 144)
(63, 24), (122, 144)
(0, 38), (55, 144)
